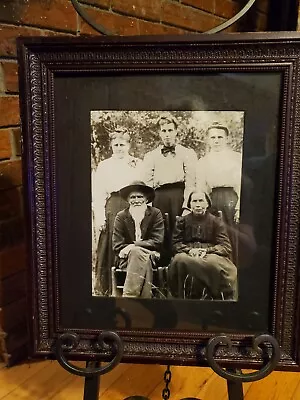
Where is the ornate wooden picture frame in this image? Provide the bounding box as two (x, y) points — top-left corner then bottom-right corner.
(17, 33), (300, 371)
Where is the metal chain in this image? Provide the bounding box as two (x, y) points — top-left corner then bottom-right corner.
(162, 365), (172, 400)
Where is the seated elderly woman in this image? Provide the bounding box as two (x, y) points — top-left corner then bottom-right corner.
(112, 181), (164, 298)
(168, 191), (237, 300)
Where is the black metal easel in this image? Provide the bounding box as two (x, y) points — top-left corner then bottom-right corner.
(55, 1), (281, 398)
(55, 331), (280, 400)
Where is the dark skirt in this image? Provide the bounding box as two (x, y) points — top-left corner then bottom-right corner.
(209, 187), (238, 225)
(94, 193), (128, 296)
(209, 187), (239, 264)
(153, 182), (184, 265)
(168, 252), (237, 299)
(153, 182), (184, 233)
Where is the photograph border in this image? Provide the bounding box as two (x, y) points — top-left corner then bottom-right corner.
(90, 109), (244, 299)
(17, 32), (300, 370)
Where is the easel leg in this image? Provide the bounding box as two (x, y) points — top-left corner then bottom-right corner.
(227, 379), (244, 400)
(83, 361), (100, 400)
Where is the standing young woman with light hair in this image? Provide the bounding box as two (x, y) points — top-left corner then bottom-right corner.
(197, 122), (243, 225)
(92, 127), (141, 296)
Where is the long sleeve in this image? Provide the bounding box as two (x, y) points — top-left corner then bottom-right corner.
(172, 217), (192, 254)
(196, 157), (210, 194)
(134, 209), (164, 251)
(207, 218), (232, 257)
(196, 150), (242, 198)
(183, 148), (197, 207)
(112, 214), (128, 254)
(142, 151), (155, 188)
(232, 153), (242, 210)
(92, 163), (109, 236)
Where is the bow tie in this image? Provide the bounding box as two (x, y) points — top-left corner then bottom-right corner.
(161, 146), (176, 156)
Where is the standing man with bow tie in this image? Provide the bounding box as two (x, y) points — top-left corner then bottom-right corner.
(143, 113), (197, 234)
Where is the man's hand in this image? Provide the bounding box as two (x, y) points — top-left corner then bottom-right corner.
(189, 248), (207, 258)
(198, 249), (207, 258)
(189, 248), (199, 257)
(234, 208), (240, 223)
(99, 221), (106, 232)
(119, 244), (135, 259)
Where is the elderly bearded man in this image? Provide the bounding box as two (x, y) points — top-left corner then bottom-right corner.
(168, 191), (237, 300)
(112, 181), (164, 298)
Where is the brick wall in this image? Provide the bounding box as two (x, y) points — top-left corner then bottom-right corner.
(0, 0), (270, 365)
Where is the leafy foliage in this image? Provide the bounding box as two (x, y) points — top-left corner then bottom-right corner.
(91, 111), (244, 169)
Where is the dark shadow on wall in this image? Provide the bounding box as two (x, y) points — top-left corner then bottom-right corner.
(233, 0), (263, 32)
(0, 172), (28, 367)
(267, 0), (299, 30)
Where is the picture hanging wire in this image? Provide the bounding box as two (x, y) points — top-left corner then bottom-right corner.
(70, 0), (256, 36)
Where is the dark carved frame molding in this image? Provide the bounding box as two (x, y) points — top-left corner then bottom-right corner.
(18, 33), (300, 370)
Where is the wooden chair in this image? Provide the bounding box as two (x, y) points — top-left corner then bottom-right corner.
(183, 274), (237, 300)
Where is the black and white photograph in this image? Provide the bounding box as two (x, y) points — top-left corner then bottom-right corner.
(91, 110), (244, 301)
(18, 33), (300, 369)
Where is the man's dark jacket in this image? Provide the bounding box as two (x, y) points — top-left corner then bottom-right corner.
(112, 206), (164, 255)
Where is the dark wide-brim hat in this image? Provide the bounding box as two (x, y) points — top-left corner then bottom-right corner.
(119, 181), (155, 203)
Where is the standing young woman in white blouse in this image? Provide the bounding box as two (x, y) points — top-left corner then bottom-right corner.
(92, 128), (141, 296)
(196, 122), (242, 225)
(196, 122), (243, 264)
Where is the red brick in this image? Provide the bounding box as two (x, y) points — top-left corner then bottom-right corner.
(182, 0), (240, 20)
(0, 96), (20, 126)
(0, 64), (4, 93)
(0, 187), (23, 219)
(111, 0), (162, 22)
(181, 0), (215, 14)
(0, 25), (44, 58)
(224, 22), (241, 33)
(0, 270), (26, 306)
(0, 160), (22, 189)
(0, 62), (18, 93)
(80, 8), (139, 35)
(11, 127), (21, 157)
(0, 297), (27, 332)
(0, 243), (26, 280)
(0, 0), (77, 33)
(0, 215), (24, 250)
(162, 1), (224, 32)
(0, 129), (11, 160)
(215, 0), (240, 19)
(79, 0), (110, 8)
(139, 20), (184, 35)
(0, 189), (18, 221)
(43, 30), (75, 37)
(0, 322), (28, 355)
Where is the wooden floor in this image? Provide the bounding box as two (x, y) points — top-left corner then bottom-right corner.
(1, 360), (300, 399)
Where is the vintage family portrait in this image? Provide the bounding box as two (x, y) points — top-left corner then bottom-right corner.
(91, 110), (244, 301)
(18, 33), (300, 370)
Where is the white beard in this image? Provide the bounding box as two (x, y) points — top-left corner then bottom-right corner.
(129, 204), (147, 241)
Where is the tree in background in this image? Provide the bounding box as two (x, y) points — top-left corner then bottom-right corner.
(90, 110), (244, 169)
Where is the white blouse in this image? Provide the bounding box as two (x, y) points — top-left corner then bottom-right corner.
(92, 155), (142, 229)
(197, 149), (243, 198)
(142, 144), (197, 207)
